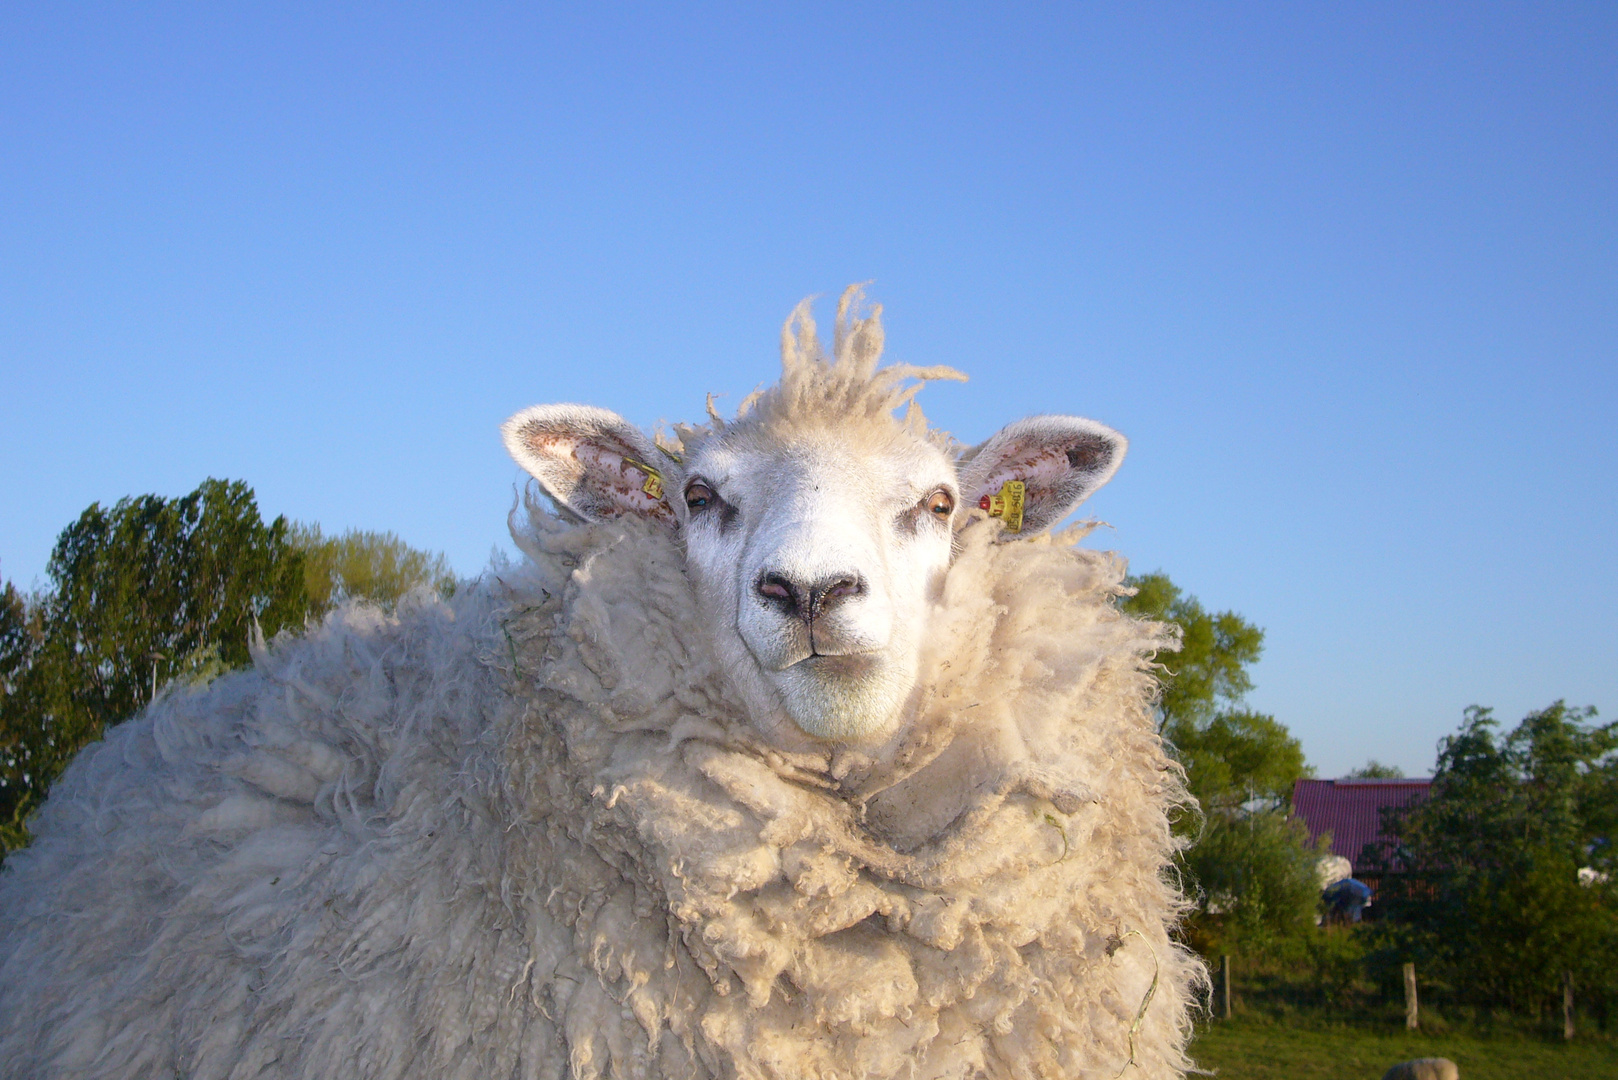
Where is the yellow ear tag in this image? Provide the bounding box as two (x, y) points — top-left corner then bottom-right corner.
(978, 480), (1026, 532)
(623, 457), (664, 500)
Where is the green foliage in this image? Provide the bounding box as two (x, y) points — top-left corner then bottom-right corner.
(1119, 572), (1266, 731)
(1347, 759), (1406, 778)
(0, 577), (47, 851)
(289, 523), (455, 612)
(1, 483), (462, 860)
(0, 480), (312, 856)
(42, 479), (310, 726)
(1182, 810), (1329, 955)
(1173, 709), (1311, 814)
(0, 579), (38, 712)
(1121, 572), (1320, 951)
(1380, 703), (1618, 1016)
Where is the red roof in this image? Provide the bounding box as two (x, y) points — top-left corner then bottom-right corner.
(1291, 778), (1432, 874)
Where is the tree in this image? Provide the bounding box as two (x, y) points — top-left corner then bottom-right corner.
(1120, 572), (1265, 731)
(40, 479), (310, 729)
(1170, 709), (1310, 814)
(1345, 760), (1405, 779)
(1182, 809), (1326, 951)
(1380, 703), (1618, 1015)
(2, 484), (464, 860)
(1119, 572), (1311, 810)
(0, 575), (47, 850)
(288, 524), (455, 612)
(1120, 572), (1319, 949)
(1, 480), (311, 857)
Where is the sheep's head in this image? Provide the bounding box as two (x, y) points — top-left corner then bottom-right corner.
(503, 287), (1126, 746)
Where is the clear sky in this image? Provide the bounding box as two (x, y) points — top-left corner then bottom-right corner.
(3, 3), (1614, 778)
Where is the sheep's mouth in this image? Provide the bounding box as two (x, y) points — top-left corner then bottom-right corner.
(748, 620), (886, 674)
(796, 652), (880, 680)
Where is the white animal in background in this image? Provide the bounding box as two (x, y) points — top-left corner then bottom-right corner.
(1317, 854), (1354, 889)
(1382, 1057), (1460, 1080)
(0, 287), (1203, 1079)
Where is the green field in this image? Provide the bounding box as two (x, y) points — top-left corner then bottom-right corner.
(1187, 1021), (1618, 1080)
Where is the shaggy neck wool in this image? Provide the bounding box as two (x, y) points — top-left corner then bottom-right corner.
(490, 499), (1199, 1080)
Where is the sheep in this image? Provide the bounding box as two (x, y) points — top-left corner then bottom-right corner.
(1382, 1058), (1460, 1080)
(0, 286), (1203, 1079)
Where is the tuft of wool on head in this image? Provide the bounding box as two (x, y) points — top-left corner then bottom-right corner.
(672, 285), (967, 459)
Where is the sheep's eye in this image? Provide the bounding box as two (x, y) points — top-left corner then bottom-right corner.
(926, 490), (954, 518)
(685, 482), (716, 511)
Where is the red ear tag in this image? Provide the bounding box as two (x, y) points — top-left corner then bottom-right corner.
(980, 480), (1026, 532)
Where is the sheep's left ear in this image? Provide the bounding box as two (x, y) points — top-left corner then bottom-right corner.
(957, 415), (1127, 537)
(501, 403), (677, 525)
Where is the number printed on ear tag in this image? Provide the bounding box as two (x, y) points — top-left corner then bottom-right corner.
(979, 480), (1025, 532)
(623, 457), (665, 500)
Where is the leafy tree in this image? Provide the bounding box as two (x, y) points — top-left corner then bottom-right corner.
(1181, 809), (1326, 953)
(1120, 573), (1319, 949)
(1119, 572), (1311, 812)
(1379, 703), (1618, 1016)
(0, 575), (47, 850)
(0, 576), (37, 713)
(0, 480), (311, 857)
(289, 523), (455, 612)
(1120, 572), (1265, 731)
(2, 484), (463, 860)
(1171, 709), (1310, 814)
(40, 479), (310, 729)
(1345, 759), (1405, 779)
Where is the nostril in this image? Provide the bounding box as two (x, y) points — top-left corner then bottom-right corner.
(824, 575), (863, 600)
(812, 573), (866, 617)
(756, 572), (803, 617)
(757, 573), (794, 602)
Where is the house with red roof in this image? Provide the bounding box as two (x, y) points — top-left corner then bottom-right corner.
(1291, 778), (1432, 897)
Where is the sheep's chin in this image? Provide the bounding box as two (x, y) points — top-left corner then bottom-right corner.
(769, 654), (914, 741)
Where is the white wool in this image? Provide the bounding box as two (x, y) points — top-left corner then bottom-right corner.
(0, 498), (1202, 1078)
(1381, 1059), (1459, 1080)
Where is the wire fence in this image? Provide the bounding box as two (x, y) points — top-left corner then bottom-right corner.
(1202, 930), (1616, 1039)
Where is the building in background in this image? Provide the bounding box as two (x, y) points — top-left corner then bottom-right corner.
(1292, 778), (1433, 910)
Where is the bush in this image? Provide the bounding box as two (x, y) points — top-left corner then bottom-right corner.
(1377, 703), (1618, 1021)
(1181, 809), (1328, 956)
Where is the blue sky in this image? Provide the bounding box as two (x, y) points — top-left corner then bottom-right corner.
(3, 3), (1614, 777)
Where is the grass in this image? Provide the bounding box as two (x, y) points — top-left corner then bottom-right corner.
(1187, 1019), (1618, 1079)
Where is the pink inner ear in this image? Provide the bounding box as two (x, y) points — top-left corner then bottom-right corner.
(573, 442), (673, 520)
(970, 444), (1072, 502)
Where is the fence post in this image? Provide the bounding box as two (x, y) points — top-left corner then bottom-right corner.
(1220, 954), (1232, 1020)
(1564, 971), (1575, 1040)
(1402, 962), (1419, 1031)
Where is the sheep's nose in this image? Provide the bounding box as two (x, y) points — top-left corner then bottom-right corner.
(755, 571), (865, 621)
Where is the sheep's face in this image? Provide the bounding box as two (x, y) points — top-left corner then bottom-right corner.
(502, 291), (1126, 745)
(503, 402), (1126, 746)
(674, 426), (957, 741)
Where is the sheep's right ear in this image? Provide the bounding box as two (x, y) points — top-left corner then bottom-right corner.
(502, 404), (677, 524)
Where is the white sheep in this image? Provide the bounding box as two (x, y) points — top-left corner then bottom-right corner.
(1382, 1058), (1460, 1080)
(0, 287), (1203, 1079)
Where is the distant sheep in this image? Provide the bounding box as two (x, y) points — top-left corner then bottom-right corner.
(0, 287), (1203, 1079)
(1382, 1057), (1460, 1080)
